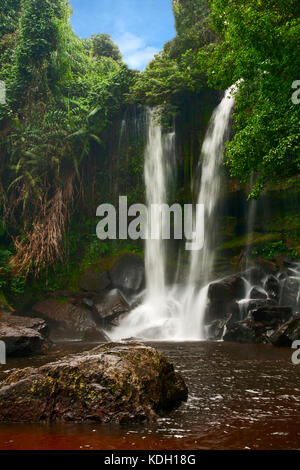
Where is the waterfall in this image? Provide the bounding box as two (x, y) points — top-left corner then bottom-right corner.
(112, 87), (237, 341)
(245, 174), (257, 272)
(180, 85), (237, 339)
(189, 86), (236, 285)
(144, 109), (167, 303)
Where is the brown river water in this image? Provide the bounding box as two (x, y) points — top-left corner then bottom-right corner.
(0, 341), (300, 450)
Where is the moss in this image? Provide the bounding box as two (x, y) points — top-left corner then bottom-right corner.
(218, 232), (279, 251)
(0, 290), (10, 309)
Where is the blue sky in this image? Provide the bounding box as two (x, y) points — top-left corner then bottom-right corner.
(70, 0), (176, 70)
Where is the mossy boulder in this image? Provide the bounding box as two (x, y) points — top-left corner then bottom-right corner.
(0, 342), (188, 423)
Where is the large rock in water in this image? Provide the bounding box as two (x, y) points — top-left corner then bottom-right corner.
(0, 311), (49, 356)
(32, 299), (109, 341)
(206, 275), (245, 322)
(0, 342), (188, 423)
(223, 320), (259, 344)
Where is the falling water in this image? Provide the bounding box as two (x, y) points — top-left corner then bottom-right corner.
(112, 87), (237, 341)
(144, 109), (167, 302)
(189, 86), (236, 285)
(179, 85), (237, 339)
(245, 173), (257, 272)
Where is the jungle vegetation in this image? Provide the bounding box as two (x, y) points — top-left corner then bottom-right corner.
(0, 0), (299, 297)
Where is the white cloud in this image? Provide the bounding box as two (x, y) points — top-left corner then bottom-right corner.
(123, 46), (159, 70)
(114, 32), (159, 70)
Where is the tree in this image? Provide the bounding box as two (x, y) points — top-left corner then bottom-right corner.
(0, 0), (134, 278)
(91, 34), (122, 61)
(130, 0), (212, 106)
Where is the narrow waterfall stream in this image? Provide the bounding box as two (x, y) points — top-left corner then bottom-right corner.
(188, 86), (236, 285)
(112, 87), (236, 341)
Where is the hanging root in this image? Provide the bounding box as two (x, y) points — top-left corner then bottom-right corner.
(10, 175), (74, 277)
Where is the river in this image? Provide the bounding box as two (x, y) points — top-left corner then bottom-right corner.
(0, 341), (299, 450)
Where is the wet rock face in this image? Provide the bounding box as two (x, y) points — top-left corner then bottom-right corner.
(264, 275), (280, 302)
(206, 299), (239, 323)
(78, 269), (111, 292)
(208, 275), (246, 303)
(223, 321), (259, 344)
(93, 289), (130, 326)
(268, 315), (300, 347)
(32, 300), (109, 342)
(110, 254), (145, 297)
(250, 306), (292, 323)
(208, 259), (300, 343)
(0, 342), (188, 424)
(249, 287), (267, 300)
(206, 275), (246, 324)
(0, 311), (49, 356)
(281, 277), (300, 313)
(223, 306), (295, 345)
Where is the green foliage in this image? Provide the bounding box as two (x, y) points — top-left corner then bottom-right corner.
(251, 240), (291, 260)
(200, 0), (300, 196)
(172, 0), (213, 56)
(0, 0), (22, 37)
(89, 34), (122, 61)
(130, 0), (212, 107)
(131, 0), (300, 198)
(0, 0), (136, 283)
(0, 247), (26, 295)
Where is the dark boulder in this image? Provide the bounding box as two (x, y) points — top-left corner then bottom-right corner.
(206, 275), (246, 323)
(250, 306), (292, 323)
(208, 275), (246, 303)
(224, 306), (293, 345)
(264, 275), (280, 302)
(0, 342), (188, 423)
(0, 311), (49, 356)
(223, 320), (260, 344)
(78, 269), (111, 292)
(206, 299), (239, 323)
(280, 277), (300, 312)
(287, 268), (300, 277)
(93, 289), (130, 326)
(249, 287), (268, 300)
(32, 300), (109, 342)
(269, 315), (300, 347)
(278, 272), (287, 281)
(110, 254), (145, 296)
(242, 298), (276, 317)
(0, 311), (48, 337)
(206, 314), (231, 340)
(283, 259), (300, 270)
